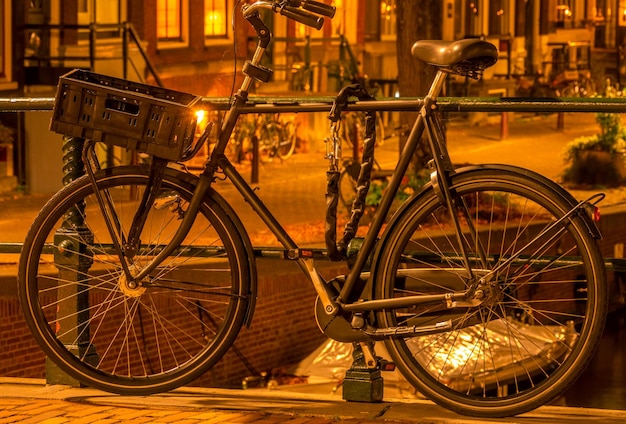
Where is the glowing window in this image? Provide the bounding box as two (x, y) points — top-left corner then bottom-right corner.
(205, 0), (228, 38)
(158, 0), (182, 40)
(380, 0), (396, 37)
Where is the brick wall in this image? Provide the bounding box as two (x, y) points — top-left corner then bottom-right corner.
(0, 297), (45, 378)
(0, 261), (346, 389)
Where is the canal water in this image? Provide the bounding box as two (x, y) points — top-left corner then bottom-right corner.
(558, 306), (626, 410)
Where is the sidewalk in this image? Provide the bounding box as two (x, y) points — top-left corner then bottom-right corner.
(1, 377), (625, 423)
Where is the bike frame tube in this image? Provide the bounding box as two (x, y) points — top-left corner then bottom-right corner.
(336, 70), (449, 306)
(129, 6), (467, 311)
(218, 155), (338, 312)
(129, 71), (469, 313)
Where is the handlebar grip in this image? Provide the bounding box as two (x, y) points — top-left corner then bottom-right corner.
(302, 0), (336, 18)
(281, 6), (324, 30)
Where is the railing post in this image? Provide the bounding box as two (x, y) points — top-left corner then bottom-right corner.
(500, 111), (509, 140)
(557, 111), (565, 130)
(252, 134), (260, 184)
(46, 135), (98, 386)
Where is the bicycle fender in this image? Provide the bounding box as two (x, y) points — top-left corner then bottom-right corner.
(460, 164), (603, 239)
(369, 164), (603, 300)
(162, 167), (258, 328)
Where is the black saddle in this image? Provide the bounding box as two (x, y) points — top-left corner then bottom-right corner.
(411, 39), (498, 78)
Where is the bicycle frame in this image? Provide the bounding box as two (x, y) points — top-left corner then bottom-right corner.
(120, 51), (473, 328)
(93, 0), (602, 339)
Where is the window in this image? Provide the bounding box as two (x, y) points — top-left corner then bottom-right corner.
(0, 0), (13, 88)
(465, 1), (482, 37)
(364, 0), (379, 40)
(205, 0), (228, 38)
(364, 0), (396, 41)
(553, 0), (588, 29)
(78, 0), (126, 38)
(488, 0), (509, 36)
(379, 0), (396, 39)
(594, 0), (614, 48)
(555, 0), (573, 27)
(0, 0), (4, 79)
(158, 0), (183, 41)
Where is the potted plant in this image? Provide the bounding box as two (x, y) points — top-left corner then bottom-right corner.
(563, 111), (626, 187)
(0, 120), (15, 177)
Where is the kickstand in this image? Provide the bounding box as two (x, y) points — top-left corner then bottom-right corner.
(342, 342), (384, 402)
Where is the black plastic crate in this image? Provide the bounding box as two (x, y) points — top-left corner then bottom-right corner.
(50, 69), (201, 161)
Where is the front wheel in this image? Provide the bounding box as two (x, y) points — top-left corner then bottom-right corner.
(18, 166), (254, 395)
(374, 168), (607, 417)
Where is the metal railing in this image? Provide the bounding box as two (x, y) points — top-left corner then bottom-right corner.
(23, 22), (162, 86)
(3, 94), (626, 269)
(7, 94), (626, 113)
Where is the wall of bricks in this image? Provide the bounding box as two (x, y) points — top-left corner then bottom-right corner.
(0, 261), (346, 389)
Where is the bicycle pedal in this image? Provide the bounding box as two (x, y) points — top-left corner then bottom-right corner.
(378, 359), (395, 372)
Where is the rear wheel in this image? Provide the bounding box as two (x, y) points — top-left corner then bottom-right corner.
(374, 169), (607, 417)
(277, 120), (297, 160)
(19, 166), (253, 395)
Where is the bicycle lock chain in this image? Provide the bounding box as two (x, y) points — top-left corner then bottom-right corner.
(325, 84), (376, 261)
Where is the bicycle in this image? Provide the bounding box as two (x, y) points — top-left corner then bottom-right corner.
(227, 113), (297, 163)
(338, 120), (410, 211)
(18, 0), (608, 418)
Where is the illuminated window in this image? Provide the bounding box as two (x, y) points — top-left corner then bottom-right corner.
(0, 0), (4, 80)
(465, 0), (481, 36)
(380, 0), (396, 38)
(158, 0), (182, 40)
(364, 0), (396, 41)
(488, 0), (509, 35)
(556, 0), (572, 27)
(78, 0), (126, 38)
(1, 0), (17, 89)
(205, 0), (228, 38)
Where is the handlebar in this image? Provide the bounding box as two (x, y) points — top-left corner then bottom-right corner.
(301, 0), (336, 18)
(243, 0), (334, 30)
(240, 0), (335, 88)
(281, 6), (324, 30)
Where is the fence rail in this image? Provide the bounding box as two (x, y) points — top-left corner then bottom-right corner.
(4, 95), (626, 113)
(2, 94), (626, 262)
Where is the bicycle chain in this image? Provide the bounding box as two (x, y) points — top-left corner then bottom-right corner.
(325, 84), (376, 261)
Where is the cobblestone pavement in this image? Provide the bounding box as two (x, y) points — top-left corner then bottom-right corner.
(1, 378), (626, 424)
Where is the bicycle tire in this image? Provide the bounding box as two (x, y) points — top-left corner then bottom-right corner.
(373, 167), (607, 417)
(338, 161), (360, 211)
(277, 120), (297, 160)
(226, 131), (247, 163)
(18, 166), (254, 395)
(259, 123), (280, 163)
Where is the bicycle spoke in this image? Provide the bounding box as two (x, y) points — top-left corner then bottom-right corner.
(377, 170), (605, 416)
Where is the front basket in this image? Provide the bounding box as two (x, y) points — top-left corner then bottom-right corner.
(50, 69), (201, 161)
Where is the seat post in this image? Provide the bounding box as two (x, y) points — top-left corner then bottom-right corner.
(425, 69), (449, 100)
